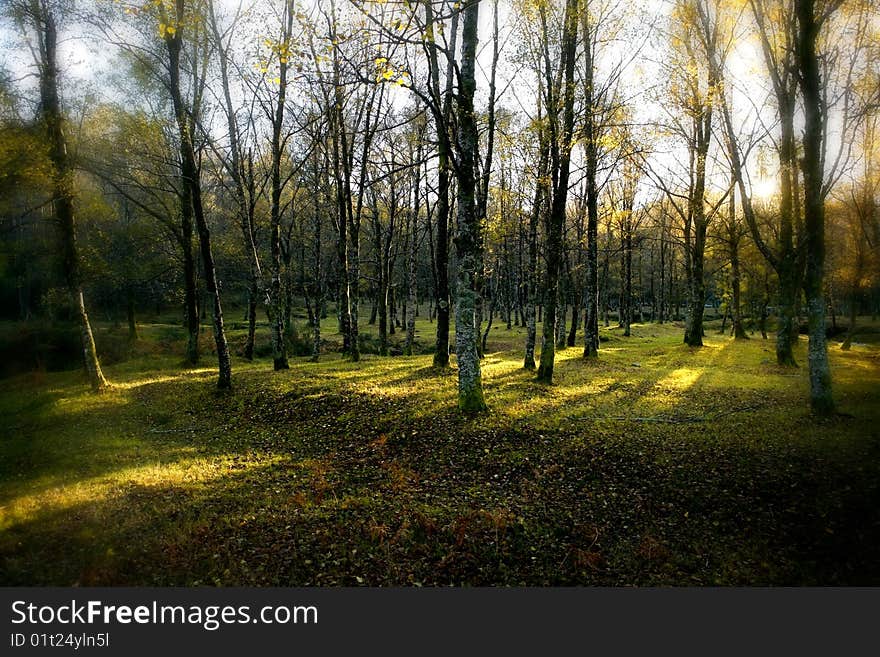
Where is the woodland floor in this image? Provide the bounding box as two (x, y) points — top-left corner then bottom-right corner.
(1, 316), (879, 586)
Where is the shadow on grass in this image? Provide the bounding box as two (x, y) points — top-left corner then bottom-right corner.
(3, 391), (878, 586)
(2, 327), (880, 585)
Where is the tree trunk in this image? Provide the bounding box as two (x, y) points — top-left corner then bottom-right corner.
(556, 299), (568, 350)
(659, 219), (666, 324)
(378, 261), (388, 356)
(523, 126), (547, 370)
(453, 0), (486, 411)
(404, 134), (421, 356)
(623, 232), (633, 337)
(537, 0), (578, 384)
(796, 0), (834, 414)
(731, 246), (747, 340)
(684, 222), (707, 347)
(310, 159), (323, 362)
(166, 1), (230, 388)
(267, 7), (292, 371)
(582, 15), (600, 359)
(424, 0), (456, 369)
(841, 296), (856, 350)
(209, 3), (261, 364)
(245, 277), (257, 360)
(181, 220), (199, 365)
(567, 295), (580, 347)
(405, 215), (418, 356)
(35, 7), (109, 391)
(482, 286), (494, 354)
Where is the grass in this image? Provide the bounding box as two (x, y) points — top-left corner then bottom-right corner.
(1, 315), (879, 585)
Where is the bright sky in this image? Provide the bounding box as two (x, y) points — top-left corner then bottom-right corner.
(0, 0), (861, 205)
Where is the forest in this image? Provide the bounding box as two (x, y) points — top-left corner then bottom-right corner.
(0, 0), (878, 586)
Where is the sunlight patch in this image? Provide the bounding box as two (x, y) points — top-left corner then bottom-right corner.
(0, 454), (286, 532)
(656, 367), (702, 391)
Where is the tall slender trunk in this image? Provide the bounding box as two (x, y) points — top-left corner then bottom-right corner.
(567, 292), (581, 347)
(267, 5), (292, 370)
(433, 157), (451, 366)
(209, 2), (261, 362)
(684, 121), (710, 347)
(166, 1), (231, 389)
(181, 185), (199, 365)
(404, 135), (422, 356)
(245, 277), (257, 359)
(556, 298), (568, 350)
(658, 219), (666, 324)
(310, 150), (324, 362)
(375, 200), (389, 355)
(325, 0), (357, 360)
(796, 0), (834, 415)
(537, 0), (578, 384)
(722, 3), (801, 365)
(453, 0), (486, 411)
(283, 249), (294, 339)
(841, 294), (857, 350)
(729, 188), (747, 340)
(425, 0), (457, 368)
(35, 6), (108, 391)
(524, 124), (547, 370)
(582, 14), (599, 359)
(623, 231), (633, 337)
(775, 110), (801, 365)
(685, 219), (707, 346)
(602, 221), (611, 326)
(760, 275), (770, 339)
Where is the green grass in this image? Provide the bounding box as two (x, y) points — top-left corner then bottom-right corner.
(1, 316), (879, 585)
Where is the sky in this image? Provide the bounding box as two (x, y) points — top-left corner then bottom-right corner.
(0, 0), (864, 206)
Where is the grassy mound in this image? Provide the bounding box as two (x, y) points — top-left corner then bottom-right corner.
(1, 319), (878, 585)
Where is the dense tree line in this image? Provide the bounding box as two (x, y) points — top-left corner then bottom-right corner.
(1, 0), (877, 414)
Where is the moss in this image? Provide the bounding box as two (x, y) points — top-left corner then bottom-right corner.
(458, 385), (487, 413)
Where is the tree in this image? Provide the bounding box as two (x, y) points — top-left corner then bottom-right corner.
(206, 0), (264, 362)
(265, 1), (296, 371)
(422, 0), (458, 368)
(722, 182), (749, 340)
(646, 0), (729, 348)
(720, 0), (805, 365)
(834, 110), (879, 349)
(452, 0), (487, 410)
(18, 0), (109, 391)
(536, 0), (578, 384)
(403, 112), (427, 356)
(608, 151), (645, 337)
(523, 109), (548, 371)
(795, 0), (834, 414)
(160, 0), (232, 388)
